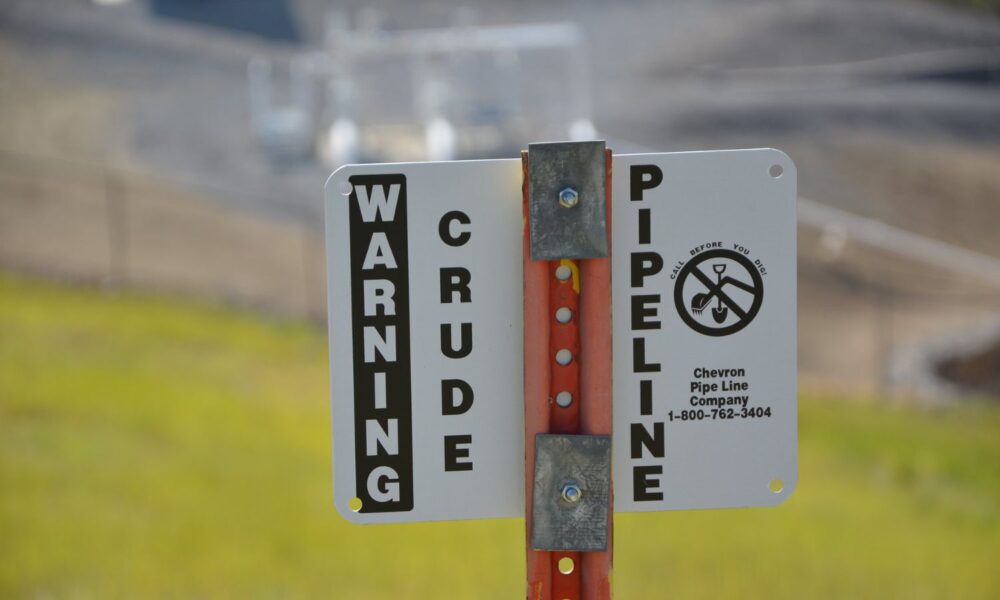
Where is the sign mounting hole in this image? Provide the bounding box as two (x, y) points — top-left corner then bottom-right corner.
(768, 479), (784, 494)
(558, 556), (575, 575)
(338, 180), (353, 196)
(769, 164), (783, 178)
(348, 497), (363, 512)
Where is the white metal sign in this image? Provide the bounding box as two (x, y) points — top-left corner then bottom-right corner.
(611, 151), (797, 512)
(325, 149), (796, 524)
(325, 160), (525, 524)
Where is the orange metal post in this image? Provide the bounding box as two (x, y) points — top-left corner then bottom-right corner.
(523, 150), (613, 600)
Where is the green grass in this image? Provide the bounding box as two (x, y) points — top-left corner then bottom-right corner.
(1, 273), (998, 599)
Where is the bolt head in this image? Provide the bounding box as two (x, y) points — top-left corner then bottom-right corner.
(558, 187), (579, 208)
(561, 483), (583, 504)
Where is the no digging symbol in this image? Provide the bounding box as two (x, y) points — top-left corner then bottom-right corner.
(674, 249), (763, 337)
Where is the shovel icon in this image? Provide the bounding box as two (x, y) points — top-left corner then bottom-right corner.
(711, 264), (728, 323)
(689, 263), (730, 323)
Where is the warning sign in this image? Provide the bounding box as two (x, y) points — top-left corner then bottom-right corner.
(613, 149), (797, 513)
(326, 161), (526, 524)
(325, 149), (797, 523)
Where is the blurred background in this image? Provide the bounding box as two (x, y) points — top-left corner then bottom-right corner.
(1, 0), (998, 598)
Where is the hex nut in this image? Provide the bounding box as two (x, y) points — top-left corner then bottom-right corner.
(558, 187), (579, 208)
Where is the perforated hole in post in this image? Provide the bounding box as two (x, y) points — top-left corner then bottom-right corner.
(555, 349), (573, 365)
(558, 556), (575, 575)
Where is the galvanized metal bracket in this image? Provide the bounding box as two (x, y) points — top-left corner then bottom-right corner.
(531, 433), (612, 552)
(527, 141), (608, 260)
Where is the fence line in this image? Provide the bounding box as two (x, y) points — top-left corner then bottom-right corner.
(0, 148), (326, 322)
(799, 196), (1000, 289)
